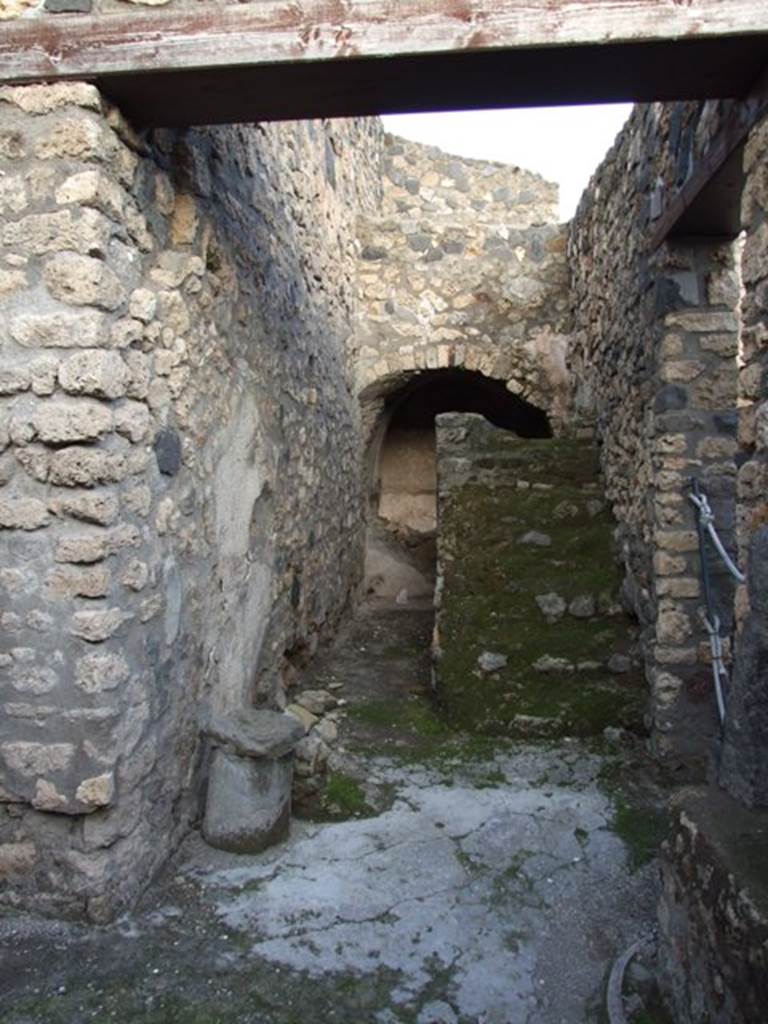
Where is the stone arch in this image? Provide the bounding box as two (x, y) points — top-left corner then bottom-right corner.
(360, 364), (551, 601)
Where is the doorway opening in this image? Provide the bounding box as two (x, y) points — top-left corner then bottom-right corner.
(364, 367), (552, 603)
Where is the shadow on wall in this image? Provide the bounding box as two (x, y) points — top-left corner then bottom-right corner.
(363, 367), (551, 603)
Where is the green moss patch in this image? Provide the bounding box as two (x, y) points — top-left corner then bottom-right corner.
(434, 435), (647, 740)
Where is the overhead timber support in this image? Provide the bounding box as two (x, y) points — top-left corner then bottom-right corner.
(0, 0), (768, 126)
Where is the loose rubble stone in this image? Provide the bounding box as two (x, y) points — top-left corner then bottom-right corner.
(568, 594), (596, 618)
(294, 689), (337, 715)
(518, 530), (552, 546)
(285, 704), (320, 733)
(535, 591), (566, 621)
(477, 651), (507, 673)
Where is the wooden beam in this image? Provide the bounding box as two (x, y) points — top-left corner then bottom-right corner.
(651, 64), (768, 246)
(1, 1), (768, 84)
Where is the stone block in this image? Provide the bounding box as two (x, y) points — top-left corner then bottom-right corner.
(44, 253), (126, 311)
(10, 310), (107, 350)
(75, 651), (130, 693)
(49, 448), (126, 487)
(46, 564), (110, 599)
(202, 749), (293, 854)
(32, 400), (112, 445)
(48, 490), (119, 526)
(0, 83), (101, 115)
(204, 709), (304, 759)
(55, 533), (109, 564)
(59, 350), (131, 399)
(0, 841), (36, 879)
(70, 608), (131, 642)
(1, 741), (74, 775)
(0, 497), (49, 530)
(2, 209), (110, 257)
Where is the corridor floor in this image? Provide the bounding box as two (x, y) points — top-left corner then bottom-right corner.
(0, 604), (667, 1024)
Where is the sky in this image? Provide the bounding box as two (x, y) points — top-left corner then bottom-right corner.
(381, 104), (633, 221)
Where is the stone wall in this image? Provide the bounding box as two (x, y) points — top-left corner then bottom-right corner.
(569, 102), (742, 774)
(657, 787), (768, 1024)
(0, 82), (380, 919)
(356, 134), (571, 442)
(719, 114), (768, 807)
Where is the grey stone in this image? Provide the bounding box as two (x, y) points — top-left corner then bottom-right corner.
(477, 651), (507, 673)
(361, 245), (386, 261)
(295, 689), (337, 715)
(535, 592), (566, 622)
(607, 653), (632, 674)
(153, 428), (182, 476)
(204, 709), (304, 760)
(203, 748), (293, 854)
(654, 385), (687, 413)
(518, 530), (552, 547)
(44, 0), (93, 13)
(568, 595), (596, 618)
(533, 655), (574, 673)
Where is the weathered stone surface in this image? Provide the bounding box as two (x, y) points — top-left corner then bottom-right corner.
(477, 651), (507, 674)
(153, 428), (182, 476)
(535, 592), (567, 621)
(114, 401), (150, 443)
(1, 741), (74, 775)
(59, 350), (131, 399)
(294, 690), (337, 715)
(0, 83), (101, 115)
(75, 772), (114, 808)
(44, 253), (126, 310)
(10, 310), (106, 349)
(518, 530), (552, 547)
(48, 447), (126, 487)
(2, 209), (110, 256)
(48, 489), (119, 525)
(31, 400), (112, 444)
(75, 651), (130, 693)
(658, 788), (768, 1024)
(70, 608), (131, 642)
(0, 497), (49, 530)
(202, 749), (293, 854)
(204, 709), (304, 760)
(285, 704), (320, 733)
(46, 564), (110, 599)
(0, 841), (36, 879)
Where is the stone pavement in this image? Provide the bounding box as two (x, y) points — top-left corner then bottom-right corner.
(1, 740), (661, 1024)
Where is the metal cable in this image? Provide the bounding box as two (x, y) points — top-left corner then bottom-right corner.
(686, 479), (743, 727)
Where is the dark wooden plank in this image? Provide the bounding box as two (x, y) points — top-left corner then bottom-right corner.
(1, 0), (768, 83)
(97, 37), (768, 129)
(651, 64), (768, 246)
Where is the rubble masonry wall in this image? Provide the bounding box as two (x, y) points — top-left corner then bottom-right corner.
(0, 82), (380, 919)
(569, 101), (742, 775)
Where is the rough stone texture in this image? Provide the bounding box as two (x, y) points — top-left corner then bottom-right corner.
(569, 103), (741, 774)
(0, 83), (380, 920)
(357, 135), (572, 460)
(719, 114), (768, 808)
(432, 413), (645, 737)
(202, 748), (293, 854)
(657, 787), (768, 1024)
(204, 709), (304, 760)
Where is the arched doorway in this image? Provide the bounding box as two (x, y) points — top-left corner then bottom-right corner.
(362, 367), (552, 602)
